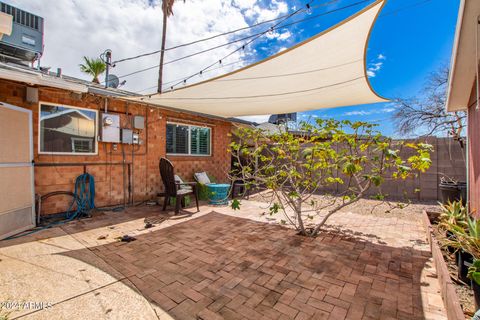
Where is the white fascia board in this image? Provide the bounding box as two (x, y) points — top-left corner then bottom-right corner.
(0, 67), (88, 93)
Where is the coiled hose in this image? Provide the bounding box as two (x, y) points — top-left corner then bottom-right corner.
(4, 173), (96, 240)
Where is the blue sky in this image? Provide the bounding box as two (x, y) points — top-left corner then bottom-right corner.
(16, 0), (459, 138)
(236, 0), (459, 137)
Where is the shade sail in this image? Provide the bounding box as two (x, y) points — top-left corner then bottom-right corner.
(130, 0), (388, 117)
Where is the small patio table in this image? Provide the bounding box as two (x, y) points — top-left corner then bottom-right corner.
(207, 183), (230, 205)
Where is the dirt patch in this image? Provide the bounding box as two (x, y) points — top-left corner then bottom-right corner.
(249, 192), (439, 220)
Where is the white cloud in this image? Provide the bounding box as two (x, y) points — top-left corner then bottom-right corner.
(367, 62), (383, 78)
(233, 0), (257, 10)
(344, 110), (371, 116)
(381, 107), (395, 113)
(343, 106), (396, 117)
(276, 47), (287, 53)
(265, 30), (291, 41)
(244, 0), (288, 23)
(277, 30), (292, 41)
(236, 115), (271, 123)
(366, 54), (386, 78)
(9, 0), (288, 93)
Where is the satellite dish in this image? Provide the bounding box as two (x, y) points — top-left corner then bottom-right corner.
(106, 74), (120, 88)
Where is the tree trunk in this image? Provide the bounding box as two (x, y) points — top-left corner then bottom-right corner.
(295, 198), (306, 235)
(157, 10), (168, 93)
(311, 196), (362, 236)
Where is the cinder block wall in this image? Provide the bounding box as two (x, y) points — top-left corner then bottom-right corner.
(323, 136), (466, 201)
(0, 80), (232, 215)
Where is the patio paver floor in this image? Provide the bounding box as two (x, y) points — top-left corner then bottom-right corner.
(0, 201), (447, 319)
(88, 211), (445, 320)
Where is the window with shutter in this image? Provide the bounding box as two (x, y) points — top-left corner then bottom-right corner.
(191, 127), (211, 155)
(166, 123), (211, 156)
(166, 123), (189, 154)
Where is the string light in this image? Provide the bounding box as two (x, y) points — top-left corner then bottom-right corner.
(167, 0), (316, 90)
(112, 0), (328, 65)
(306, 3), (312, 15)
(183, 79), (187, 86)
(137, 0), (433, 93)
(110, 0), (371, 85)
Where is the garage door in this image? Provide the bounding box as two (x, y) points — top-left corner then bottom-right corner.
(0, 102), (34, 239)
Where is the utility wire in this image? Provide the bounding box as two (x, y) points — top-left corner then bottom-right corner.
(128, 0), (432, 92)
(110, 0), (348, 83)
(112, 0), (340, 64)
(167, 0), (360, 89)
(215, 59), (362, 81)
(162, 0), (432, 91)
(136, 59), (245, 93)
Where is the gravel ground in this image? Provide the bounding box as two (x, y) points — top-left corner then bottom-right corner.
(249, 191), (440, 220)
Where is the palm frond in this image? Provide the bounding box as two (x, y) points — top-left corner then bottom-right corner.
(162, 0), (185, 16)
(79, 56), (106, 84)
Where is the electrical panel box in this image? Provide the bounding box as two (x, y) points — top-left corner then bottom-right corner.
(121, 128), (133, 144)
(133, 116), (145, 130)
(132, 133), (140, 144)
(101, 113), (120, 143)
(26, 87), (38, 103)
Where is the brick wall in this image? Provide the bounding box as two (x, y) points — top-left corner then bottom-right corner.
(0, 80), (232, 215)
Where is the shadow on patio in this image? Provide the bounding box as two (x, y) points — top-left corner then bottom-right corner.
(57, 211), (443, 320)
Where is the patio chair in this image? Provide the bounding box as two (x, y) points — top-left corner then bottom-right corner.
(159, 158), (199, 214)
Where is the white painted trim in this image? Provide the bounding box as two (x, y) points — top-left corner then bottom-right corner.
(0, 63), (87, 93)
(166, 121), (212, 156)
(0, 163), (32, 167)
(38, 102), (99, 156)
(167, 153), (212, 157)
(446, 0), (466, 112)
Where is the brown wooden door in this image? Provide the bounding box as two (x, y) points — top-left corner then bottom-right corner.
(0, 102), (34, 239)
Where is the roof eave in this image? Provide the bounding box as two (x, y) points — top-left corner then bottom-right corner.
(446, 0), (476, 112)
(0, 64), (88, 93)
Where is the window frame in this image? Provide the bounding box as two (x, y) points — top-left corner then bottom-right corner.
(71, 137), (93, 153)
(166, 121), (212, 157)
(38, 102), (99, 156)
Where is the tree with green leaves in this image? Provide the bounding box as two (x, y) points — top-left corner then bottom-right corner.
(230, 119), (433, 237)
(79, 56), (106, 84)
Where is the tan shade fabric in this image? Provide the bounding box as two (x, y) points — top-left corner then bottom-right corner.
(130, 0), (388, 117)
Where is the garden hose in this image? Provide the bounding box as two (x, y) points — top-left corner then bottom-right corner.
(4, 173), (98, 240)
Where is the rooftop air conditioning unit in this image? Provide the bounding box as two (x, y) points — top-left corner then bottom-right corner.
(0, 2), (43, 64)
(268, 113), (297, 125)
